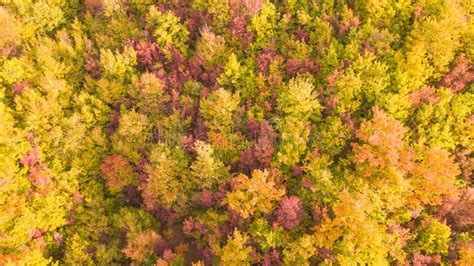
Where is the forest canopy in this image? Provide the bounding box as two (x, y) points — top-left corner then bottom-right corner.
(0, 0), (473, 265)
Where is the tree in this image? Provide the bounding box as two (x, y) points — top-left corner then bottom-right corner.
(350, 107), (418, 213)
(414, 217), (451, 255)
(248, 218), (287, 251)
(275, 75), (321, 167)
(190, 141), (228, 190)
(95, 46), (137, 104)
(200, 88), (240, 134)
(217, 53), (257, 101)
(275, 117), (311, 167)
(216, 229), (252, 266)
(141, 144), (189, 208)
(196, 26), (226, 67)
(0, 58), (26, 86)
(393, 0), (467, 94)
(410, 88), (474, 151)
(18, 1), (66, 37)
(130, 73), (168, 117)
(226, 169), (285, 219)
(282, 235), (317, 266)
(146, 6), (189, 55)
(199, 88), (242, 161)
(275, 196), (305, 230)
(352, 107), (412, 178)
(239, 119), (276, 172)
(277, 75), (320, 120)
(457, 241), (474, 265)
(330, 54), (390, 117)
(405, 0), (466, 79)
(310, 115), (351, 157)
(0, 7), (21, 55)
(409, 147), (459, 208)
(300, 152), (339, 205)
(191, 0), (232, 33)
(440, 54), (474, 93)
(1, 1), (472, 264)
(99, 155), (137, 193)
(0, 103), (31, 260)
(123, 229), (160, 263)
(248, 2), (279, 50)
(111, 109), (151, 163)
(313, 190), (393, 265)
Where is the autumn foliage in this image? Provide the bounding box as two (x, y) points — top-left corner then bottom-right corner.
(0, 0), (472, 265)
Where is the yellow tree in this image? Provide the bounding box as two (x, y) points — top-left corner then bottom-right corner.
(226, 169), (285, 219)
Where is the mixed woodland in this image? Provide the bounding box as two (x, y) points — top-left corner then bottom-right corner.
(0, 0), (473, 265)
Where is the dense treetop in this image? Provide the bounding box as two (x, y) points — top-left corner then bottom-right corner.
(0, 0), (473, 265)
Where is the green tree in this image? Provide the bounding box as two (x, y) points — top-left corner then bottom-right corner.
(146, 6), (189, 55)
(248, 2), (280, 50)
(217, 54), (257, 101)
(414, 217), (451, 255)
(277, 75), (320, 120)
(275, 75), (321, 167)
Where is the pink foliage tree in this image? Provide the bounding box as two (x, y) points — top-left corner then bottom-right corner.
(239, 120), (276, 172)
(440, 54), (474, 93)
(275, 196), (305, 230)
